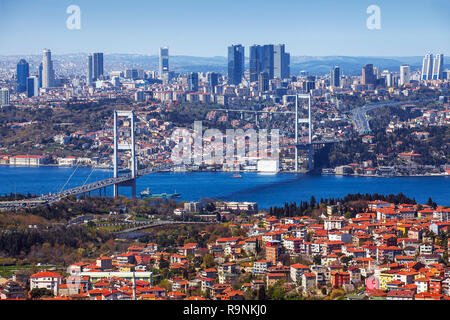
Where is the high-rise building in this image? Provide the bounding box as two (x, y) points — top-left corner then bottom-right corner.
(38, 63), (43, 88)
(159, 47), (169, 76)
(26, 76), (39, 98)
(87, 54), (93, 86)
(399, 64), (410, 86)
(274, 44), (290, 79)
(432, 53), (444, 80)
(16, 59), (29, 93)
(42, 49), (55, 88)
(249, 45), (263, 82)
(361, 64), (375, 85)
(330, 66), (340, 88)
(92, 53), (104, 81)
(207, 72), (219, 88)
(258, 72), (269, 92)
(303, 76), (316, 92)
(422, 53), (433, 80)
(187, 72), (199, 91)
(0, 88), (10, 106)
(228, 44), (244, 85)
(381, 70), (393, 87)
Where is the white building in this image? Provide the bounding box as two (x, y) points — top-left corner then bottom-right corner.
(399, 65), (410, 86)
(30, 271), (62, 296)
(432, 53), (444, 80)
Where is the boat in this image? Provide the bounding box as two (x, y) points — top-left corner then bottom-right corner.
(140, 188), (181, 199)
(233, 174), (242, 178)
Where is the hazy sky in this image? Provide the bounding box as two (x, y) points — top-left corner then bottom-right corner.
(0, 0), (449, 56)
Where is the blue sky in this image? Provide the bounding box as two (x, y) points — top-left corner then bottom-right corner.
(0, 0), (449, 56)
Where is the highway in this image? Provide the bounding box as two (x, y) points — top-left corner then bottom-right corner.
(348, 98), (436, 135)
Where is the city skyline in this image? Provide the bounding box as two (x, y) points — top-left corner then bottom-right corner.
(0, 0), (449, 57)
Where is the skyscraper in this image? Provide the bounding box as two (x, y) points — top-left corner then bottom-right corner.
(432, 53), (444, 80)
(399, 64), (410, 86)
(87, 54), (93, 86)
(228, 44), (244, 85)
(361, 64), (375, 85)
(207, 72), (219, 89)
(26, 76), (39, 98)
(381, 70), (393, 87)
(16, 59), (29, 93)
(330, 66), (340, 88)
(42, 49), (55, 88)
(92, 53), (104, 81)
(274, 44), (290, 79)
(422, 53), (433, 80)
(38, 63), (43, 88)
(187, 72), (199, 91)
(249, 45), (263, 82)
(159, 47), (169, 76)
(258, 72), (269, 92)
(261, 44), (274, 79)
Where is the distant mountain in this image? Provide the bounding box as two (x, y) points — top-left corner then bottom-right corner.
(289, 56), (426, 75)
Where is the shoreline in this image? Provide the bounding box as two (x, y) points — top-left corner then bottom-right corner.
(1, 163), (448, 178)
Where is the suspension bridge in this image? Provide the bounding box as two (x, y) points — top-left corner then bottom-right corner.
(0, 95), (345, 209)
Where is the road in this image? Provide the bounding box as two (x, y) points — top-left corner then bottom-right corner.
(348, 98), (436, 135)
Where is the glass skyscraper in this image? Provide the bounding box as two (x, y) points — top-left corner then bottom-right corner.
(87, 54), (93, 85)
(422, 53), (433, 80)
(159, 47), (169, 76)
(187, 72), (199, 91)
(330, 66), (340, 88)
(207, 72), (219, 89)
(228, 44), (244, 85)
(92, 53), (104, 81)
(26, 76), (39, 98)
(16, 59), (29, 93)
(249, 45), (263, 82)
(274, 44), (290, 80)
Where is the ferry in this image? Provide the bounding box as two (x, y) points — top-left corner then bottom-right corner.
(140, 188), (181, 199)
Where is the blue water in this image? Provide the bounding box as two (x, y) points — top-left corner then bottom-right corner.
(0, 166), (449, 208)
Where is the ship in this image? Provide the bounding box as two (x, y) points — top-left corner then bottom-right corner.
(140, 188), (181, 199)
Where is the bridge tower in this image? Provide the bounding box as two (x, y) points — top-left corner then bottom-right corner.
(113, 110), (137, 198)
(291, 94), (312, 172)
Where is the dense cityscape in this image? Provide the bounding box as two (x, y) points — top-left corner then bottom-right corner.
(0, 44), (449, 301)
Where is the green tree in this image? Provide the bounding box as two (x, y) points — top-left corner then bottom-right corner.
(29, 288), (54, 299)
(201, 254), (215, 269)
